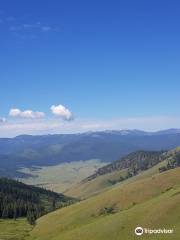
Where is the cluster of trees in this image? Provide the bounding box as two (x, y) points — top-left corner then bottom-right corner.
(99, 206), (117, 215)
(159, 152), (180, 173)
(86, 151), (163, 182)
(0, 196), (42, 225)
(108, 176), (126, 185)
(107, 167), (148, 186)
(0, 181), (43, 224)
(0, 178), (75, 225)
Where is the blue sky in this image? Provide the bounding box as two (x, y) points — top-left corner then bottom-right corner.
(0, 0), (180, 136)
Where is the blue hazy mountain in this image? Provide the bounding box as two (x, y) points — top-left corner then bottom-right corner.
(0, 129), (180, 178)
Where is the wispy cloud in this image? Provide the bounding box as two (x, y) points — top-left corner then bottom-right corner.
(0, 12), (59, 36)
(41, 26), (52, 32)
(0, 11), (15, 23)
(9, 22), (58, 34)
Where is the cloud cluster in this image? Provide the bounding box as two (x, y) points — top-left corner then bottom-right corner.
(50, 105), (73, 121)
(9, 108), (45, 119)
(7, 104), (73, 121)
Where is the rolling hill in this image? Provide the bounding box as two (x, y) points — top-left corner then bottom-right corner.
(66, 147), (180, 199)
(1, 147), (180, 240)
(27, 167), (180, 240)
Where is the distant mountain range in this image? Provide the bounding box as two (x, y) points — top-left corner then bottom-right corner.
(0, 129), (180, 178)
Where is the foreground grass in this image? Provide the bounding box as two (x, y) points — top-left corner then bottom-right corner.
(28, 167), (180, 240)
(0, 218), (32, 240)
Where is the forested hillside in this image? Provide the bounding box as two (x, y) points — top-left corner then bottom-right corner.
(84, 148), (180, 182)
(159, 147), (180, 172)
(85, 150), (163, 181)
(0, 178), (75, 225)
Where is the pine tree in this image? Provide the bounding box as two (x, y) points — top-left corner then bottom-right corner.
(52, 198), (56, 210)
(13, 205), (17, 220)
(2, 207), (8, 218)
(27, 211), (36, 225)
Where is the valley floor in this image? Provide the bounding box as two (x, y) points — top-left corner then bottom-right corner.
(17, 159), (106, 193)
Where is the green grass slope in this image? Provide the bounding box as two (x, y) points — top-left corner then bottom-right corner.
(28, 167), (180, 240)
(0, 218), (32, 240)
(65, 159), (168, 199)
(66, 147), (180, 199)
(65, 168), (129, 199)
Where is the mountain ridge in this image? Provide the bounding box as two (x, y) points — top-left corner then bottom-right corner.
(1, 128), (180, 140)
(1, 129), (180, 178)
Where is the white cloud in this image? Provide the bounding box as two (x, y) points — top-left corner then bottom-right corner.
(51, 105), (73, 121)
(9, 108), (45, 119)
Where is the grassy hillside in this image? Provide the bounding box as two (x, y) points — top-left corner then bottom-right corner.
(66, 148), (180, 199)
(28, 167), (180, 240)
(0, 218), (32, 240)
(65, 160), (168, 199)
(65, 168), (129, 199)
(65, 151), (167, 199)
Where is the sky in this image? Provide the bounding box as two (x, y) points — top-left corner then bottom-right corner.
(0, 0), (180, 137)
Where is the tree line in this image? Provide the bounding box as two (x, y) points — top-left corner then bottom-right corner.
(0, 178), (75, 225)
